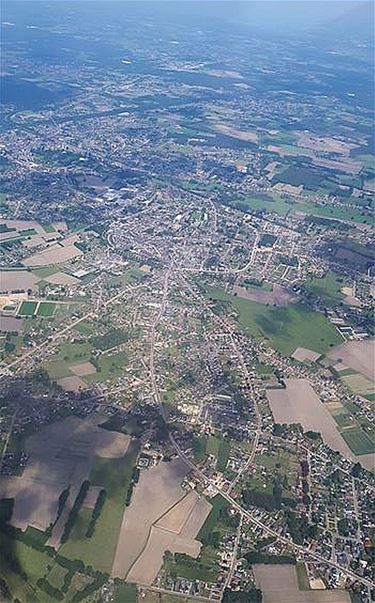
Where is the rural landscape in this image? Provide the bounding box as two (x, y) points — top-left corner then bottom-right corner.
(0, 1), (374, 603)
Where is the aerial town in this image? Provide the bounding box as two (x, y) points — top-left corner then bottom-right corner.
(0, 1), (374, 603)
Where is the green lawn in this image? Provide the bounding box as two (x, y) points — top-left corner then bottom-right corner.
(60, 440), (139, 572)
(208, 287), (343, 356)
(36, 302), (56, 317)
(18, 300), (38, 316)
(341, 427), (375, 455)
(304, 272), (344, 306)
(57, 341), (92, 364)
(198, 494), (228, 544)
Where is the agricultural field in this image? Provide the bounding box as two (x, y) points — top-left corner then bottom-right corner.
(208, 287), (343, 356)
(328, 339), (375, 381)
(253, 564), (351, 602)
(60, 439), (139, 573)
(0, 414), (131, 533)
(267, 379), (375, 471)
(111, 459), (211, 586)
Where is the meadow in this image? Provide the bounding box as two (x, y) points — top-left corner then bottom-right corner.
(208, 287), (343, 356)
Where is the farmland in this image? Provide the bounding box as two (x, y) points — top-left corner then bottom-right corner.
(253, 564), (351, 602)
(267, 379), (375, 471)
(207, 287), (343, 356)
(60, 439), (139, 573)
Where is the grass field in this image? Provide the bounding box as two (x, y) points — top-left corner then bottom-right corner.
(60, 440), (139, 572)
(304, 272), (344, 306)
(85, 351), (128, 384)
(17, 300), (38, 316)
(341, 427), (375, 455)
(114, 582), (138, 603)
(36, 302), (56, 317)
(232, 193), (373, 225)
(73, 320), (96, 336)
(41, 222), (55, 233)
(208, 287), (343, 356)
(32, 265), (59, 279)
(0, 532), (55, 602)
(198, 494), (228, 544)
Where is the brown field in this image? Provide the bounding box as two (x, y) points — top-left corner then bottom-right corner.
(56, 375), (88, 391)
(267, 378), (374, 471)
(45, 272), (79, 286)
(213, 123), (258, 143)
(0, 414), (130, 533)
(292, 347), (321, 363)
(0, 270), (39, 292)
(328, 339), (375, 381)
(295, 132), (356, 155)
(0, 315), (23, 333)
(23, 242), (83, 267)
(70, 362), (97, 377)
(233, 283), (297, 306)
(112, 460), (211, 586)
(254, 564), (350, 603)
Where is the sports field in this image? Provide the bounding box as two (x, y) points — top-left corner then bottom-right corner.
(36, 302), (56, 317)
(18, 300), (38, 316)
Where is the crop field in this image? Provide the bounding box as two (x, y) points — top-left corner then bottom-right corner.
(267, 379), (375, 471)
(0, 269), (39, 292)
(36, 302), (56, 317)
(112, 459), (210, 585)
(17, 300), (38, 316)
(328, 339), (375, 381)
(253, 564), (351, 602)
(60, 439), (138, 572)
(0, 414), (131, 534)
(341, 427), (375, 455)
(208, 287), (343, 356)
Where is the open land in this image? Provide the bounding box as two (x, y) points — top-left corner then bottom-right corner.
(112, 458), (211, 585)
(328, 339), (375, 381)
(253, 564), (351, 602)
(0, 414), (130, 532)
(267, 379), (375, 470)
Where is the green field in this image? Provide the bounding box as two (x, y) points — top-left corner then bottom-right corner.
(32, 266), (59, 278)
(341, 427), (375, 455)
(17, 301), (38, 317)
(114, 581), (138, 603)
(0, 532), (55, 602)
(73, 320), (96, 336)
(36, 302), (56, 317)
(231, 193), (373, 225)
(85, 351), (128, 383)
(198, 494), (229, 544)
(207, 287), (343, 356)
(60, 440), (139, 572)
(41, 222), (55, 233)
(304, 272), (345, 306)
